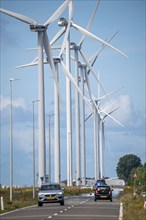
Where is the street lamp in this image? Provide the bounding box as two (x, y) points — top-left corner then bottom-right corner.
(32, 100), (39, 199)
(10, 78), (19, 202)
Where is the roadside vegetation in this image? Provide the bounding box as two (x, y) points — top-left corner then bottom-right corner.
(0, 186), (93, 214)
(121, 186), (146, 220)
(0, 187), (37, 214)
(117, 154), (146, 220)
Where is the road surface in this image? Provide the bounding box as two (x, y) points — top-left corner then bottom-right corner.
(0, 190), (122, 220)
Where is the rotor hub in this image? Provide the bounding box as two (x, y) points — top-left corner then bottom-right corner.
(30, 24), (47, 32)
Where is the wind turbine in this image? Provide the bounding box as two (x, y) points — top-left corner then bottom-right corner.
(0, 0), (71, 185)
(58, 1), (73, 186)
(85, 81), (124, 180)
(54, 59), (61, 183)
(99, 106), (121, 179)
(78, 63), (86, 186)
(57, 0), (101, 186)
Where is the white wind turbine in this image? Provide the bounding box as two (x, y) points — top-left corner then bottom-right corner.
(82, 45), (125, 180)
(78, 52), (123, 181)
(77, 51), (123, 183)
(57, 0), (101, 186)
(0, 0), (71, 185)
(99, 106), (120, 179)
(78, 63), (86, 186)
(85, 76), (124, 180)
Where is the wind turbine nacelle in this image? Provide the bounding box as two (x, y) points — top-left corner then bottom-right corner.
(46, 57), (61, 63)
(58, 17), (68, 26)
(30, 24), (47, 32)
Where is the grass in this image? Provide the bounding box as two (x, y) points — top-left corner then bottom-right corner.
(121, 186), (146, 220)
(0, 187), (37, 214)
(0, 186), (93, 214)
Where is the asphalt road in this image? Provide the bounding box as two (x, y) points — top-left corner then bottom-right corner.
(0, 190), (121, 220)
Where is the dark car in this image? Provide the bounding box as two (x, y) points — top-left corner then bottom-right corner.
(38, 183), (64, 206)
(95, 179), (107, 186)
(94, 185), (113, 202)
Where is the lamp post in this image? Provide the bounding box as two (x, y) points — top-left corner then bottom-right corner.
(10, 78), (19, 202)
(32, 100), (39, 199)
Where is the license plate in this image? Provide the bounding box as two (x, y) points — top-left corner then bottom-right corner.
(100, 196), (107, 198)
(48, 197), (53, 200)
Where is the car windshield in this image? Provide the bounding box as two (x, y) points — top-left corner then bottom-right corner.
(97, 186), (110, 191)
(95, 179), (106, 186)
(40, 184), (61, 191)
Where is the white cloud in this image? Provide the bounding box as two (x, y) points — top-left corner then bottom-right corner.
(0, 95), (27, 110)
(114, 95), (133, 121)
(14, 128), (32, 153)
(108, 94), (133, 122)
(103, 94), (145, 129)
(0, 96), (10, 109)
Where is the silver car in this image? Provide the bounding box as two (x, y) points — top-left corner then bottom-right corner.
(38, 183), (64, 206)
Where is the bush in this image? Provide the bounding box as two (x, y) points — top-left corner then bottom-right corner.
(121, 186), (146, 220)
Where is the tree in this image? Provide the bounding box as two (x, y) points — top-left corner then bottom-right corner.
(131, 164), (146, 188)
(116, 154), (142, 182)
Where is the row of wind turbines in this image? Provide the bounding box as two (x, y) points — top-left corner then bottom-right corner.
(0, 0), (127, 186)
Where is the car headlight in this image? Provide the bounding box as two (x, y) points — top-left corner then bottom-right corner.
(38, 193), (44, 197)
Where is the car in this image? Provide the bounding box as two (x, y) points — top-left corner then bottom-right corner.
(95, 179), (107, 186)
(94, 185), (113, 202)
(38, 183), (64, 206)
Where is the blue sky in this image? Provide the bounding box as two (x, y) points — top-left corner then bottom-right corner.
(0, 0), (145, 186)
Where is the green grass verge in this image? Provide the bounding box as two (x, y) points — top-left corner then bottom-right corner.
(0, 188), (37, 214)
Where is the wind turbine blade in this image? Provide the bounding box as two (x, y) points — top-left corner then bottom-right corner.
(84, 70), (94, 103)
(50, 27), (66, 46)
(60, 60), (92, 111)
(59, 1), (73, 57)
(95, 86), (124, 102)
(0, 8), (37, 25)
(32, 57), (38, 63)
(72, 22), (128, 57)
(103, 107), (120, 120)
(88, 30), (119, 65)
(85, 112), (93, 122)
(15, 62), (38, 69)
(14, 60), (49, 69)
(79, 49), (111, 104)
(79, 0), (100, 46)
(43, 31), (60, 94)
(44, 0), (71, 26)
(98, 105), (125, 127)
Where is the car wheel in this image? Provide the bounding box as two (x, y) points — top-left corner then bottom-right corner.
(60, 200), (64, 205)
(38, 201), (43, 206)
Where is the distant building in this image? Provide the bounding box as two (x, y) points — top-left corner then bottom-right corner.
(105, 178), (125, 187)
